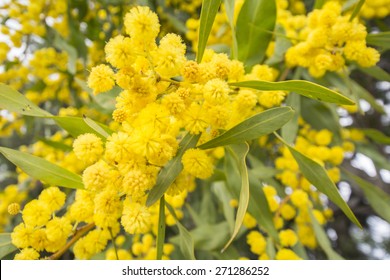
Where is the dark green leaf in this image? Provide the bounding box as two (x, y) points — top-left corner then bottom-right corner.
(344, 170), (390, 223)
(0, 83), (52, 117)
(236, 0), (276, 70)
(0, 147), (83, 189)
(197, 0), (222, 63)
(359, 66), (390, 82)
(156, 196), (166, 260)
(146, 134), (200, 207)
(222, 143), (250, 251)
(198, 107), (294, 149)
(231, 80), (355, 105)
(0, 233), (17, 259)
(275, 134), (361, 228)
(212, 182), (235, 233)
(309, 208), (344, 260)
(349, 0), (365, 21)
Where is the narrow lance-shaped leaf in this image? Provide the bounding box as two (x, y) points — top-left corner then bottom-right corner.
(156, 196), (166, 260)
(282, 93), (300, 144)
(349, 0), (365, 21)
(230, 80), (355, 105)
(166, 203), (196, 260)
(223, 0), (237, 59)
(146, 134), (200, 207)
(275, 133), (362, 228)
(344, 170), (390, 223)
(83, 115), (112, 139)
(198, 107), (294, 150)
(52, 116), (110, 140)
(0, 83), (52, 117)
(0, 233), (17, 259)
(236, 0), (276, 70)
(359, 66), (390, 83)
(361, 129), (390, 145)
(0, 147), (84, 190)
(308, 208), (344, 260)
(222, 143), (250, 252)
(197, 0), (222, 63)
(366, 32), (390, 50)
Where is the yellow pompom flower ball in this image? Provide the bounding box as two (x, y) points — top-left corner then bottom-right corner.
(246, 231), (267, 255)
(279, 229), (298, 247)
(87, 64), (115, 95)
(8, 203), (20, 215)
(275, 249), (302, 260)
(14, 248), (40, 260)
(182, 148), (214, 179)
(73, 133), (104, 165)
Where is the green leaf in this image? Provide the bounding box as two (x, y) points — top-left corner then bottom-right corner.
(349, 0), (365, 21)
(191, 222), (230, 251)
(265, 25), (292, 65)
(52, 116), (108, 139)
(223, 0), (237, 59)
(314, 0), (326, 9)
(231, 80), (355, 105)
(197, 0), (222, 63)
(359, 66), (390, 82)
(146, 134), (200, 207)
(0, 233), (17, 259)
(54, 33), (78, 74)
(222, 143), (250, 252)
(0, 147), (83, 189)
(212, 182), (236, 233)
(83, 116), (111, 139)
(0, 83), (52, 117)
(198, 107), (294, 149)
(275, 134), (362, 228)
(352, 80), (385, 114)
(166, 203), (196, 260)
(156, 196), (166, 260)
(281, 93), (300, 144)
(362, 129), (390, 145)
(236, 0), (276, 70)
(308, 208), (344, 260)
(248, 172), (279, 241)
(37, 138), (73, 152)
(366, 32), (390, 50)
(344, 170), (390, 223)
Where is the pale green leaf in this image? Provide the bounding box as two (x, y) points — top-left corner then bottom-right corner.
(146, 134), (200, 207)
(0, 83), (52, 117)
(359, 66), (390, 82)
(197, 0), (222, 63)
(362, 129), (390, 145)
(281, 93), (300, 144)
(223, 0), (237, 59)
(212, 182), (236, 233)
(0, 147), (83, 189)
(236, 0), (276, 70)
(222, 143), (250, 252)
(349, 0), (365, 21)
(231, 80), (355, 105)
(83, 116), (111, 139)
(198, 107), (294, 149)
(166, 203), (195, 260)
(156, 196), (166, 260)
(0, 233), (17, 259)
(52, 116), (110, 140)
(366, 32), (390, 50)
(275, 134), (361, 228)
(309, 208), (344, 260)
(344, 170), (390, 223)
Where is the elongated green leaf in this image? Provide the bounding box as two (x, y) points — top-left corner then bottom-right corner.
(0, 83), (52, 117)
(37, 138), (72, 152)
(359, 66), (390, 82)
(362, 129), (390, 145)
(198, 107), (294, 149)
(222, 143), (250, 252)
(366, 32), (390, 50)
(0, 147), (83, 190)
(344, 170), (390, 223)
(156, 196), (166, 260)
(83, 116), (111, 139)
(275, 134), (361, 228)
(212, 182), (235, 233)
(54, 33), (78, 74)
(166, 203), (195, 260)
(308, 208), (344, 260)
(351, 80), (385, 114)
(52, 116), (108, 139)
(231, 80), (355, 105)
(349, 0), (365, 21)
(282, 93), (300, 144)
(236, 0), (276, 70)
(265, 25), (292, 65)
(223, 0), (237, 59)
(0, 233), (17, 259)
(191, 222), (230, 251)
(146, 134), (200, 207)
(197, 0), (222, 63)
(248, 172), (279, 241)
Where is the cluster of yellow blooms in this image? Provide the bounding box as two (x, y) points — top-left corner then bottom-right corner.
(360, 0), (390, 19)
(285, 2), (379, 77)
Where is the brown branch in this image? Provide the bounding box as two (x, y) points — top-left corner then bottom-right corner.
(48, 223), (95, 260)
